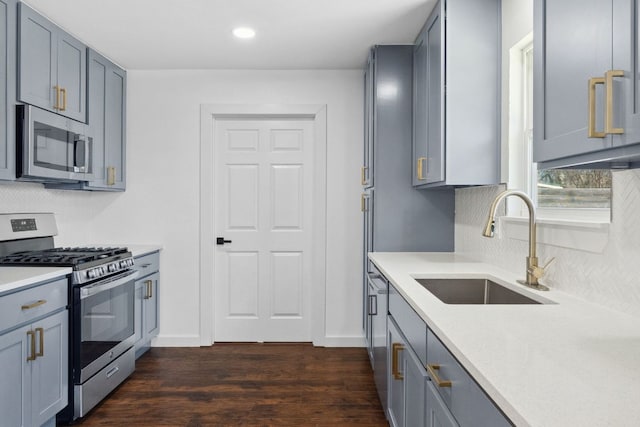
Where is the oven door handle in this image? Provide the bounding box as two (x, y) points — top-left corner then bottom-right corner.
(80, 270), (139, 300)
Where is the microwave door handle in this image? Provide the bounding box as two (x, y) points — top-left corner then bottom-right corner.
(74, 136), (87, 173)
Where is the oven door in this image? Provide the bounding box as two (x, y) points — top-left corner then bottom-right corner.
(75, 270), (138, 383)
(17, 104), (94, 182)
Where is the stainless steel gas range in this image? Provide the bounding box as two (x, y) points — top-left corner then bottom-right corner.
(0, 213), (138, 422)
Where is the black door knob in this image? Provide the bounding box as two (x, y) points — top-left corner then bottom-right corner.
(216, 237), (232, 245)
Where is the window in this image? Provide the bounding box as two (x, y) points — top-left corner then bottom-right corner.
(508, 35), (611, 221)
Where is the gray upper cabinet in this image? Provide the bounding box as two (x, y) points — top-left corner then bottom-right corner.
(534, 0), (640, 168)
(18, 2), (86, 123)
(86, 49), (126, 190)
(412, 0), (500, 188)
(0, 0), (15, 181)
(362, 52), (374, 188)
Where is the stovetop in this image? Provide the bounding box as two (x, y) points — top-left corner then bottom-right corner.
(0, 247), (130, 267)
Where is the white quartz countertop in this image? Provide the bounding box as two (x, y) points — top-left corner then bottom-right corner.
(0, 266), (72, 295)
(369, 252), (640, 427)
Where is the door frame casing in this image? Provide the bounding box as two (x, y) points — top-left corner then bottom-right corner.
(199, 104), (328, 346)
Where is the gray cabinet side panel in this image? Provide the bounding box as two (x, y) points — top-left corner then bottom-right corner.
(445, 0), (501, 185)
(0, 0), (15, 180)
(88, 50), (106, 187)
(372, 45), (454, 252)
(105, 66), (126, 188)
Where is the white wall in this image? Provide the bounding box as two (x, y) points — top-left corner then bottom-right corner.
(0, 70), (365, 346)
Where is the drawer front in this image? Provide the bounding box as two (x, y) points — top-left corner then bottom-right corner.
(426, 329), (511, 427)
(134, 251), (159, 277)
(388, 284), (427, 364)
(0, 277), (68, 333)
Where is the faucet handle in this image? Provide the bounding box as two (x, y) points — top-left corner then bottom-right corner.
(529, 257), (556, 280)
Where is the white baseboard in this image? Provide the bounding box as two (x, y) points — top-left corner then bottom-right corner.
(151, 334), (201, 347)
(318, 335), (366, 347)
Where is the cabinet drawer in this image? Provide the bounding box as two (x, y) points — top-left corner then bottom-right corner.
(389, 284), (427, 364)
(0, 277), (68, 333)
(134, 251), (159, 277)
(426, 329), (510, 426)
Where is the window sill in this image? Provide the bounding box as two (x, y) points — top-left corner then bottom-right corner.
(498, 216), (610, 253)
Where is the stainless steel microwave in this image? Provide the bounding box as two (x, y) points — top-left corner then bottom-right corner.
(16, 105), (94, 182)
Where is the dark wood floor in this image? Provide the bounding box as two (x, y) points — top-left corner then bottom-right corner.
(76, 344), (388, 426)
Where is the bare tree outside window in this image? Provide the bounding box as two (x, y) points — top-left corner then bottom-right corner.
(537, 169), (611, 208)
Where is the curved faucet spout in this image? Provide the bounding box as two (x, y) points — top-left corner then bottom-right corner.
(481, 190), (547, 290)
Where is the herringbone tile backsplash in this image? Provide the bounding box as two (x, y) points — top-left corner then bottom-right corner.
(455, 169), (640, 318)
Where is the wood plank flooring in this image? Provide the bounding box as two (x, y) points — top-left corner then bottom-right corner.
(76, 344), (388, 426)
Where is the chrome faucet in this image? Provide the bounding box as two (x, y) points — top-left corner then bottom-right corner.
(482, 190), (550, 291)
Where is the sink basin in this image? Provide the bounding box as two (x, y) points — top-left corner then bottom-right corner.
(415, 278), (543, 305)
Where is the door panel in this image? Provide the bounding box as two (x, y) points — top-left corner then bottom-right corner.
(56, 34), (85, 121)
(214, 118), (314, 342)
(426, 7), (444, 183)
(0, 325), (30, 426)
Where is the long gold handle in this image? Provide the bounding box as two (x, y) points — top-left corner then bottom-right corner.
(392, 343), (405, 380)
(60, 87), (67, 111)
(107, 166), (116, 186)
(361, 166), (368, 186)
(145, 280), (153, 299)
(588, 77), (606, 138)
(53, 85), (61, 110)
(426, 364), (452, 388)
(35, 327), (44, 357)
(417, 157), (427, 180)
(361, 193), (368, 212)
(27, 331), (36, 361)
(605, 70), (624, 135)
(21, 299), (47, 310)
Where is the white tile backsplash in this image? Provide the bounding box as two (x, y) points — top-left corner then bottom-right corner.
(455, 169), (640, 317)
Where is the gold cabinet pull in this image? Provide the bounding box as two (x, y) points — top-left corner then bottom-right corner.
(360, 193), (368, 212)
(588, 77), (606, 138)
(391, 343), (405, 380)
(107, 166), (116, 186)
(27, 331), (36, 361)
(361, 166), (368, 186)
(426, 364), (452, 388)
(53, 86), (61, 110)
(60, 87), (67, 111)
(605, 70), (624, 135)
(417, 157), (427, 180)
(145, 280), (153, 299)
(21, 299), (47, 310)
(35, 327), (44, 357)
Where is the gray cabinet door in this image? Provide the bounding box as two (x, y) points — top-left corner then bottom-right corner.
(31, 309), (68, 427)
(144, 272), (159, 338)
(424, 5), (444, 184)
(363, 51), (374, 188)
(0, 0), (15, 180)
(0, 324), (30, 427)
(86, 49), (126, 191)
(404, 343), (428, 427)
(426, 381), (458, 427)
(387, 318), (405, 427)
(18, 3), (86, 122)
(56, 32), (86, 122)
(533, 0), (614, 163)
(133, 280), (144, 348)
(413, 31), (428, 186)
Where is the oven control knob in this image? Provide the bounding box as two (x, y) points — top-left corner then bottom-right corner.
(120, 260), (127, 268)
(108, 264), (116, 272)
(87, 269), (96, 279)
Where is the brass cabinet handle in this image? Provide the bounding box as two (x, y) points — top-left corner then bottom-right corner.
(417, 157), (427, 180)
(605, 70), (624, 135)
(107, 166), (116, 186)
(60, 87), (67, 111)
(360, 193), (368, 212)
(21, 299), (47, 310)
(426, 363), (452, 388)
(368, 295), (377, 316)
(392, 343), (405, 380)
(53, 85), (61, 110)
(361, 166), (368, 186)
(35, 327), (44, 357)
(145, 280), (153, 299)
(588, 77), (606, 138)
(27, 331), (36, 361)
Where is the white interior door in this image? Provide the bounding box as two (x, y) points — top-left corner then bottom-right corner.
(214, 118), (314, 342)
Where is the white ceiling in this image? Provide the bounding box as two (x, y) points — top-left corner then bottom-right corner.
(22, 0), (436, 70)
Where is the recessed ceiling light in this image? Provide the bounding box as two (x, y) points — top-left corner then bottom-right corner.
(233, 27), (256, 39)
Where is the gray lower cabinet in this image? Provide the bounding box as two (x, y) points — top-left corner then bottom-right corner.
(133, 252), (160, 359)
(0, 277), (69, 427)
(426, 380), (458, 427)
(18, 2), (86, 123)
(412, 0), (500, 188)
(533, 0), (640, 168)
(0, 0), (15, 180)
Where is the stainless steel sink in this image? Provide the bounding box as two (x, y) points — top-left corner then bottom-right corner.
(415, 278), (543, 305)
